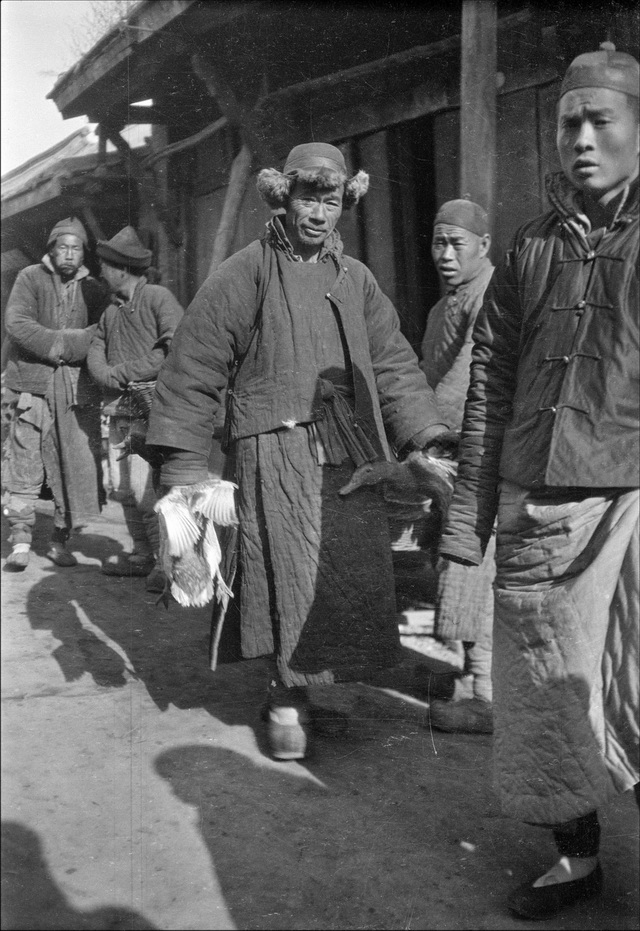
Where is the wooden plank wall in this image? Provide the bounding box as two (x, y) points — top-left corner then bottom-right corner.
(431, 84), (562, 268)
(495, 86), (545, 261)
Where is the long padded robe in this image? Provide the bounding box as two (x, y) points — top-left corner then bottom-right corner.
(148, 220), (448, 686)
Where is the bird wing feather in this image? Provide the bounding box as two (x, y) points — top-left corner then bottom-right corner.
(189, 479), (238, 526)
(154, 492), (201, 557)
(201, 518), (223, 577)
(154, 481), (237, 609)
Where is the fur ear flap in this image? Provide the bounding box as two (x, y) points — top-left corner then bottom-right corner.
(256, 168), (293, 209)
(343, 170), (370, 209)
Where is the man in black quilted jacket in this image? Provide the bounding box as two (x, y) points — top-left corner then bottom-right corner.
(440, 45), (639, 920)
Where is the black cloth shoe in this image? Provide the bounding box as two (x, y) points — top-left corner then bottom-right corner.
(507, 863), (603, 920)
(46, 541), (78, 567)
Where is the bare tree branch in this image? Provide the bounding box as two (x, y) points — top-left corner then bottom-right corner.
(66, 0), (140, 65)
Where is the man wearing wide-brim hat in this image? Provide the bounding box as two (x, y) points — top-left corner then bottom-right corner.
(146, 142), (453, 761)
(440, 44), (639, 919)
(3, 217), (108, 570)
(87, 226), (184, 593)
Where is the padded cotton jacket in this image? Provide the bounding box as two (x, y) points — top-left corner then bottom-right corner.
(441, 173), (639, 566)
(147, 222), (448, 465)
(87, 279), (184, 410)
(4, 260), (107, 402)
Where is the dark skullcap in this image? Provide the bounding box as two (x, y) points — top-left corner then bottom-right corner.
(47, 217), (88, 248)
(96, 226), (152, 270)
(560, 42), (639, 99)
(283, 143), (347, 175)
(434, 199), (489, 237)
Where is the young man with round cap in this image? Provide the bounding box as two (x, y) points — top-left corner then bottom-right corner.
(3, 217), (107, 569)
(419, 198), (495, 735)
(440, 44), (639, 919)
(87, 226), (184, 592)
(146, 142), (453, 761)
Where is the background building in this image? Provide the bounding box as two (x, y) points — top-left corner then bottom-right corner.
(22, 0), (640, 350)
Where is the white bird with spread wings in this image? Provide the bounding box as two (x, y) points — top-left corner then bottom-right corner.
(154, 478), (238, 608)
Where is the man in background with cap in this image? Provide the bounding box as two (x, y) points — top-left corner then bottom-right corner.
(3, 217), (107, 570)
(418, 199), (495, 735)
(146, 142), (453, 761)
(440, 44), (639, 918)
(87, 226), (183, 592)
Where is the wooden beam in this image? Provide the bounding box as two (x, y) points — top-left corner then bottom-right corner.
(104, 128), (183, 247)
(191, 54), (266, 272)
(207, 144), (253, 276)
(191, 53), (264, 160)
(49, 0), (197, 117)
(260, 32), (462, 109)
(141, 116), (228, 169)
(97, 125), (107, 164)
(122, 105), (166, 124)
(1, 178), (62, 219)
(254, 7), (531, 117)
(460, 0), (497, 222)
(76, 202), (106, 241)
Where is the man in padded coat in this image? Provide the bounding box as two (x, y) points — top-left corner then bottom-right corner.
(147, 142), (453, 761)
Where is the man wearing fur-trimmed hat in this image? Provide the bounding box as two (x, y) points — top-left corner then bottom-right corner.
(146, 142), (453, 760)
(3, 217), (108, 570)
(87, 226), (183, 592)
(440, 44), (639, 919)
(418, 199), (495, 736)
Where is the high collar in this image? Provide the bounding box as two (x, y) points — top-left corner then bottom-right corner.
(265, 215), (344, 264)
(41, 253), (89, 282)
(546, 171), (639, 236)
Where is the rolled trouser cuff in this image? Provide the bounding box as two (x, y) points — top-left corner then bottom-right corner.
(4, 500), (37, 545)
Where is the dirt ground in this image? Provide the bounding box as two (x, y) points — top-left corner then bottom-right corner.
(1, 497), (639, 931)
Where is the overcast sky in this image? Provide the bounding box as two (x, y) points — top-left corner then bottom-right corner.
(1, 0), (99, 176)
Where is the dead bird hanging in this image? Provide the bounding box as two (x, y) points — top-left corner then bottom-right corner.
(154, 478), (238, 609)
(338, 451), (457, 520)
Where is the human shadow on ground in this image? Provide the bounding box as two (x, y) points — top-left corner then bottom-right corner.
(154, 742), (502, 931)
(9, 498), (457, 722)
(7, 490), (458, 742)
(2, 508), (134, 689)
(1, 821), (157, 931)
(153, 742), (639, 931)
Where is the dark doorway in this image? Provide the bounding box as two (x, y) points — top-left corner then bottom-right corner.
(387, 114), (443, 355)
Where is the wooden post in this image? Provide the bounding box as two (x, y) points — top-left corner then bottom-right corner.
(207, 143), (253, 277)
(97, 124), (107, 164)
(105, 127), (183, 247)
(460, 0), (497, 227)
(78, 203), (106, 241)
(192, 54), (266, 271)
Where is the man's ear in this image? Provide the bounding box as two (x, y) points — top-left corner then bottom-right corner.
(479, 234), (491, 258)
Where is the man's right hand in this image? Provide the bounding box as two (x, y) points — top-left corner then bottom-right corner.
(424, 430), (460, 460)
